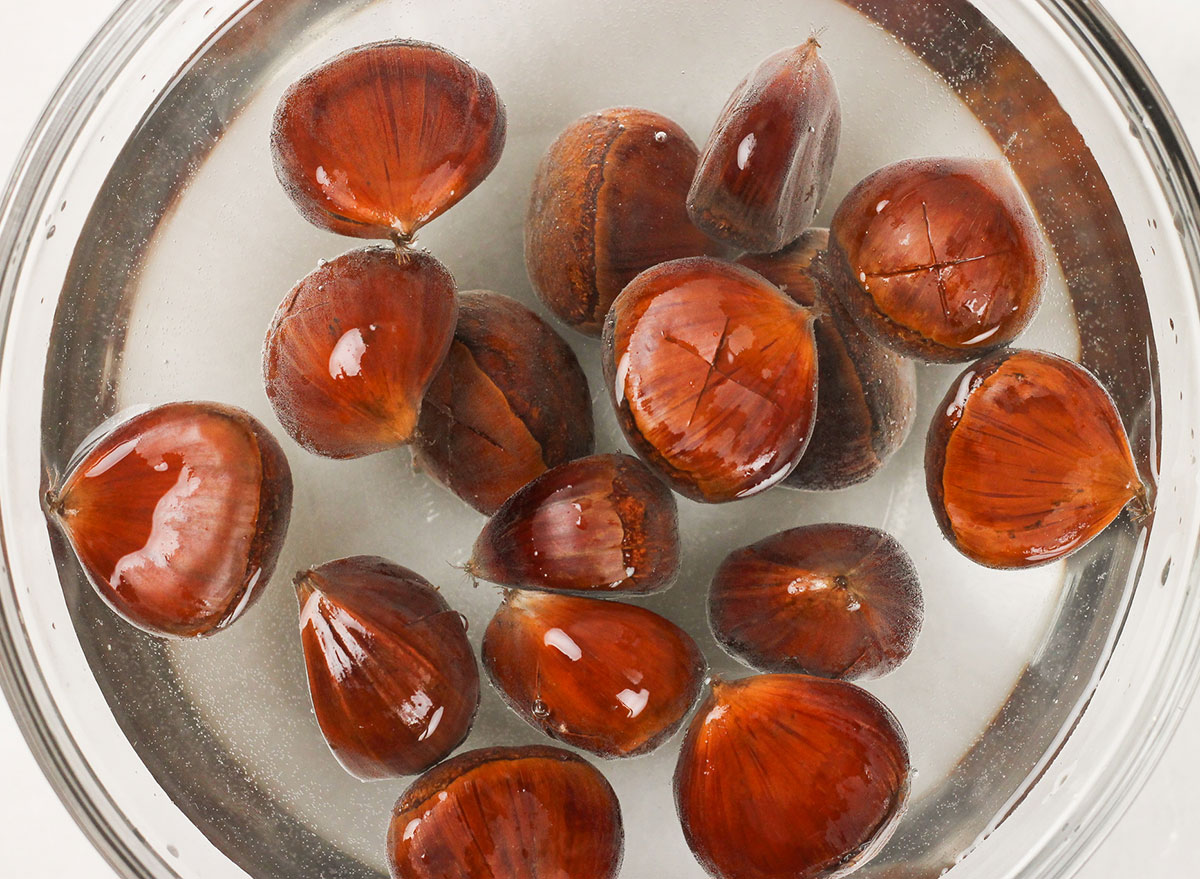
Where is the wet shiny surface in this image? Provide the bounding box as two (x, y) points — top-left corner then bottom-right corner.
(483, 591), (705, 757)
(272, 40), (505, 240)
(295, 556), (479, 780)
(674, 675), (910, 879)
(387, 745), (623, 879)
(48, 402), (292, 638)
(926, 349), (1146, 568)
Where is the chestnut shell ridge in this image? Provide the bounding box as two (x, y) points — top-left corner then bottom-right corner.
(926, 349), (1148, 568)
(387, 745), (623, 879)
(412, 290), (595, 514)
(603, 257), (819, 503)
(46, 402), (293, 638)
(675, 675), (910, 879)
(483, 591), (706, 757)
(295, 556), (479, 779)
(272, 40), (506, 242)
(468, 453), (680, 593)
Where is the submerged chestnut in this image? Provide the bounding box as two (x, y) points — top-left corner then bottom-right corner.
(272, 40), (506, 242)
(413, 291), (594, 514)
(45, 402), (292, 638)
(263, 247), (457, 458)
(688, 38), (841, 253)
(468, 453), (679, 593)
(603, 257), (819, 503)
(483, 591), (705, 757)
(525, 107), (722, 336)
(675, 675), (910, 879)
(740, 230), (916, 489)
(926, 349), (1148, 568)
(388, 745), (623, 879)
(709, 524), (923, 679)
(828, 157), (1046, 362)
(296, 556), (479, 779)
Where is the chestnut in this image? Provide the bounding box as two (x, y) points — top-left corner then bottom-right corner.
(709, 524), (923, 679)
(388, 745), (623, 879)
(926, 348), (1148, 568)
(412, 291), (594, 514)
(688, 38), (841, 253)
(827, 157), (1046, 362)
(468, 453), (679, 593)
(262, 246), (457, 458)
(525, 107), (723, 336)
(483, 591), (705, 757)
(44, 402), (292, 638)
(295, 556), (479, 779)
(603, 257), (819, 503)
(739, 230), (916, 489)
(272, 40), (506, 243)
(675, 675), (910, 879)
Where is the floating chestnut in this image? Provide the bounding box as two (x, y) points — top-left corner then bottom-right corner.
(272, 40), (505, 242)
(828, 157), (1046, 362)
(709, 524), (922, 679)
(44, 402), (292, 638)
(688, 38), (841, 253)
(468, 453), (679, 593)
(412, 291), (594, 514)
(603, 257), (819, 503)
(483, 591), (705, 757)
(675, 675), (910, 879)
(525, 107), (722, 336)
(926, 349), (1148, 568)
(295, 556), (479, 779)
(263, 247), (457, 458)
(740, 230), (916, 489)
(388, 745), (623, 879)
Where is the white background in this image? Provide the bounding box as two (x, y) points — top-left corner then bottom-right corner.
(1, 1), (1199, 876)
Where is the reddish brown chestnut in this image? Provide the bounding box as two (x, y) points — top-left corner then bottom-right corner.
(675, 675), (910, 879)
(483, 591), (705, 757)
(272, 40), (505, 242)
(388, 745), (623, 879)
(412, 291), (594, 514)
(45, 402), (292, 638)
(688, 39), (841, 253)
(525, 107), (723, 336)
(709, 524), (923, 679)
(603, 257), (819, 503)
(263, 247), (457, 458)
(926, 349), (1148, 568)
(468, 453), (679, 593)
(740, 230), (916, 489)
(295, 556), (479, 779)
(828, 157), (1046, 362)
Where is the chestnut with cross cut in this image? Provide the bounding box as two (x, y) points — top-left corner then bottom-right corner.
(827, 157), (1045, 362)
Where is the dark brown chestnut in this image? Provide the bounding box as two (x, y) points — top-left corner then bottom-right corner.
(675, 675), (910, 879)
(525, 107), (723, 336)
(272, 40), (506, 242)
(739, 230), (916, 489)
(45, 402), (292, 638)
(603, 257), (819, 503)
(709, 524), (923, 679)
(468, 453), (679, 593)
(483, 591), (705, 757)
(828, 157), (1046, 362)
(688, 38), (841, 253)
(388, 745), (623, 879)
(412, 291), (594, 514)
(295, 556), (479, 779)
(262, 247), (457, 458)
(926, 349), (1148, 568)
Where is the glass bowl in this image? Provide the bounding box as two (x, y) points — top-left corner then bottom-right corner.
(2, 1), (1199, 877)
